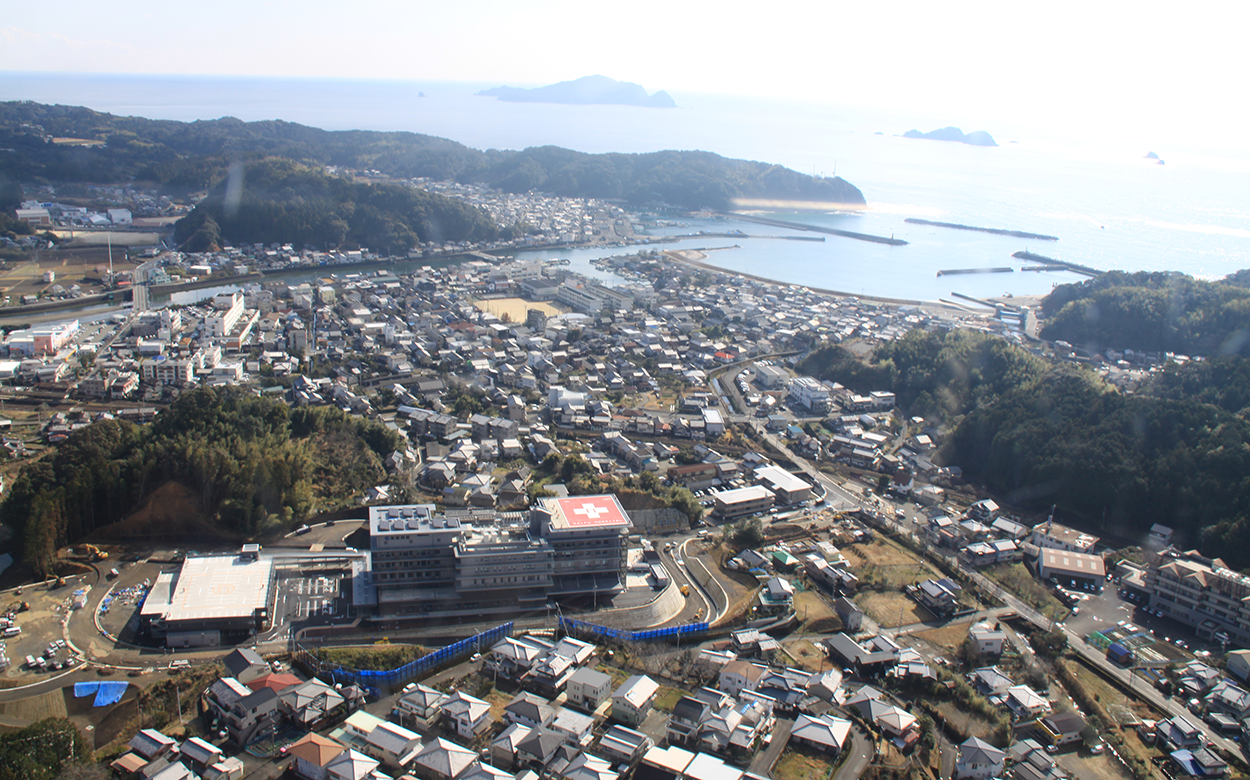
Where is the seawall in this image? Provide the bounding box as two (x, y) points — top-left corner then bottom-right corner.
(725, 213), (908, 245)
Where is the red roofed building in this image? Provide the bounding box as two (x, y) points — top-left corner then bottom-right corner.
(247, 672), (303, 693)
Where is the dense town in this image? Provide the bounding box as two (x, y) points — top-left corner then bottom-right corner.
(0, 184), (1246, 780)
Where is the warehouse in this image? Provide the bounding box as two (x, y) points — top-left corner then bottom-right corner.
(140, 549), (275, 647)
(1035, 548), (1105, 588)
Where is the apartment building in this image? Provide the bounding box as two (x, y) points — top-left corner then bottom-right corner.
(1143, 548), (1250, 646)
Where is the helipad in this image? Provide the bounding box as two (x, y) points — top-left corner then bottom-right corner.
(544, 494), (631, 530)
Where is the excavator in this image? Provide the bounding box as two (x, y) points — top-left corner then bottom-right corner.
(78, 544), (108, 562)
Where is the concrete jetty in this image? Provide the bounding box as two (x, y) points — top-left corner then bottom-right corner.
(725, 213), (908, 245)
(936, 267), (1014, 276)
(906, 218), (1059, 241)
(1012, 250), (1102, 277)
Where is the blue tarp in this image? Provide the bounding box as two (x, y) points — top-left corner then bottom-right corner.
(73, 682), (100, 698)
(93, 681), (127, 707)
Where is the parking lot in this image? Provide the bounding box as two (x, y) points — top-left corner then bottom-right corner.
(273, 570), (349, 626)
(1062, 577), (1219, 660)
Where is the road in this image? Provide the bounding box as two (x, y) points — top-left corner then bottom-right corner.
(750, 717), (794, 775)
(833, 724), (874, 780)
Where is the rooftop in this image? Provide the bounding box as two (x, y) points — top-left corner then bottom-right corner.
(140, 554), (274, 623)
(542, 494), (632, 531)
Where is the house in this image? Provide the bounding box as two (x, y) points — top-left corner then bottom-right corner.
(180, 737), (224, 770)
(824, 633), (901, 674)
(491, 724), (532, 770)
(395, 684), (449, 729)
(969, 667), (1015, 697)
(128, 729), (178, 760)
(719, 661), (766, 698)
(560, 753), (618, 780)
(1038, 710), (1086, 746)
(612, 674), (659, 726)
(566, 667), (613, 712)
(968, 621), (1006, 656)
(288, 733), (347, 780)
(953, 736), (1005, 780)
(219, 685), (281, 744)
(1005, 685), (1050, 719)
(551, 707), (596, 746)
(440, 691), (492, 739)
(1170, 749), (1228, 779)
(1007, 739), (1065, 780)
(459, 765), (513, 780)
(280, 678), (346, 727)
(364, 721), (423, 771)
(326, 749), (381, 780)
(834, 597), (864, 632)
(515, 727), (567, 769)
(597, 724), (652, 764)
(1157, 715), (1205, 752)
(915, 579), (959, 615)
(1228, 650), (1250, 683)
(505, 692), (558, 729)
(846, 689), (918, 746)
(223, 647), (271, 684)
(111, 753), (150, 778)
(789, 714), (852, 754)
(1205, 679), (1250, 720)
(666, 695), (710, 745)
(412, 738), (479, 780)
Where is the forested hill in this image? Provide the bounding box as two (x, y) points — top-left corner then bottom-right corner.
(0, 101), (865, 210)
(800, 330), (1250, 570)
(173, 158), (499, 252)
(1040, 271), (1250, 356)
(0, 387), (401, 578)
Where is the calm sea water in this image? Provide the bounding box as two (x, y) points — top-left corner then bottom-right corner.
(4, 72), (1249, 303)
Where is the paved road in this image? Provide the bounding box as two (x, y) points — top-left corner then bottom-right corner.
(750, 717), (794, 775)
(833, 724), (874, 780)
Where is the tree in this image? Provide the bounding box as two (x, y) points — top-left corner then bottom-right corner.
(729, 518), (764, 549)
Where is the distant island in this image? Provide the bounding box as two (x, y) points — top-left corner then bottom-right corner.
(476, 75), (677, 108)
(903, 126), (997, 147)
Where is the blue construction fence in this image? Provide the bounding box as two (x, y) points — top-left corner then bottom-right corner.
(559, 616), (709, 643)
(297, 621), (513, 694)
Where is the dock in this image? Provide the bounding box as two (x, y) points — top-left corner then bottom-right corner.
(725, 213), (908, 245)
(906, 218), (1059, 241)
(1011, 251), (1103, 277)
(936, 267), (1014, 277)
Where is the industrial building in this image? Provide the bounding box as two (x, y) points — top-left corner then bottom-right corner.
(364, 495), (633, 618)
(753, 465), (813, 505)
(140, 549), (275, 647)
(711, 485), (775, 520)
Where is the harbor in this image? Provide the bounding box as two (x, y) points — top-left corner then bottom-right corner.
(1012, 250), (1103, 277)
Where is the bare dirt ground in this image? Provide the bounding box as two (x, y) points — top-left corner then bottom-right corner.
(471, 297), (567, 323)
(793, 590), (843, 634)
(0, 245), (143, 300)
(911, 624), (972, 652)
(858, 591), (934, 628)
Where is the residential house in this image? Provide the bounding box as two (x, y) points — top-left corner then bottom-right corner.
(128, 729), (177, 760)
(364, 721), (423, 772)
(968, 621), (1006, 657)
(969, 667), (1015, 697)
(280, 678), (346, 727)
(597, 724), (652, 764)
(789, 714), (852, 754)
(1170, 749), (1228, 779)
(222, 648), (271, 684)
(395, 684), (449, 729)
(515, 727), (567, 770)
(179, 738), (224, 771)
(1157, 715), (1206, 752)
(612, 675), (660, 726)
(288, 733), (347, 780)
(326, 749), (381, 780)
(955, 737), (1006, 780)
(1005, 685), (1050, 719)
(412, 738), (479, 780)
(719, 661), (766, 698)
(566, 667), (613, 712)
(1228, 650), (1250, 684)
(551, 707), (596, 747)
(1038, 711), (1087, 747)
(1205, 680), (1250, 721)
(491, 724), (532, 770)
(505, 692), (558, 729)
(440, 691), (492, 740)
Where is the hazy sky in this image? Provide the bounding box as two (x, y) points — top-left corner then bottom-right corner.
(3, 0), (1248, 142)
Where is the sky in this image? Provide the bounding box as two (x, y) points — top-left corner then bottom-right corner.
(3, 0), (1249, 146)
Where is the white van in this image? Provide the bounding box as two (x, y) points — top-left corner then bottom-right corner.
(2, 626), (21, 637)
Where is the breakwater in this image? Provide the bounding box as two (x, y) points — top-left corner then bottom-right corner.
(1012, 251), (1103, 277)
(936, 267), (1014, 277)
(726, 213), (908, 245)
(906, 218), (1059, 241)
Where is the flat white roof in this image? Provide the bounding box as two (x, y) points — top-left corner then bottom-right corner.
(141, 555), (274, 622)
(714, 485), (773, 505)
(754, 465), (811, 493)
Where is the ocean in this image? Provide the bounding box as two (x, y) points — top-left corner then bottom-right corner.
(4, 72), (1249, 303)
